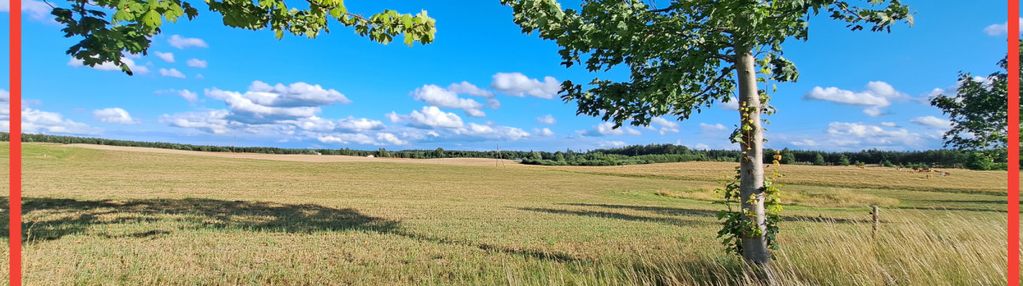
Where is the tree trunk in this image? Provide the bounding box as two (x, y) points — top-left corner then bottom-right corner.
(734, 49), (771, 266)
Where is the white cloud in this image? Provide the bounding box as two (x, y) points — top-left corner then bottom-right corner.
(582, 122), (641, 137)
(984, 18), (1023, 36)
(805, 81), (906, 117)
(186, 58), (208, 68)
(11, 108), (98, 135)
(177, 89), (198, 103)
(651, 117), (680, 134)
(448, 81), (494, 97)
(699, 122), (727, 133)
(161, 110), (232, 134)
(376, 133), (407, 145)
(455, 123), (530, 140)
(168, 35), (208, 49)
(317, 133), (376, 145)
(537, 114), (556, 125)
(336, 117), (385, 132)
(598, 140), (627, 148)
(247, 81), (352, 106)
(93, 107), (135, 124)
(911, 115), (952, 129)
(825, 122), (922, 147)
(405, 106), (464, 129)
(159, 68), (186, 79)
(411, 84), (486, 117)
(790, 139), (818, 147)
(68, 57), (149, 74)
(154, 51), (175, 63)
(535, 127), (554, 137)
(491, 72), (560, 99)
(1, 0), (53, 21)
(880, 122), (897, 127)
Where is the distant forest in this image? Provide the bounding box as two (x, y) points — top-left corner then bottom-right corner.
(0, 133), (1008, 170)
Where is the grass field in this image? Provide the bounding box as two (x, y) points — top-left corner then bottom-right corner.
(0, 142), (1014, 285)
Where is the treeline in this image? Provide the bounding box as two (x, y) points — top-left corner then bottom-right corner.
(0, 133), (1005, 170)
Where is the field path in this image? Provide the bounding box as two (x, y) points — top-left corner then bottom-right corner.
(65, 144), (523, 167)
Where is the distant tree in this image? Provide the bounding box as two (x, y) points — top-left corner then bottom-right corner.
(433, 148), (447, 158)
(931, 43), (1021, 152)
(502, 0), (911, 267)
(812, 153), (827, 166)
(530, 151), (543, 161)
(376, 148), (391, 158)
(965, 152), (996, 171)
(50, 0), (436, 74)
(838, 155), (851, 166)
(781, 149), (797, 165)
(554, 151), (566, 162)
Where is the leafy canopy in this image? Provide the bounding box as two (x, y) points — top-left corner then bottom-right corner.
(53, 0), (436, 75)
(931, 43), (1022, 151)
(501, 0), (911, 127)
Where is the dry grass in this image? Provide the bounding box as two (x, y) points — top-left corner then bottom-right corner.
(0, 143), (1013, 285)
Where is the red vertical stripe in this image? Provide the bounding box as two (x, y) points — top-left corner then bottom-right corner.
(8, 0), (21, 282)
(1010, 0), (1021, 285)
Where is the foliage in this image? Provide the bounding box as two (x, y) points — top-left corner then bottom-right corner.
(781, 149), (796, 164)
(501, 0), (911, 128)
(838, 155), (851, 166)
(717, 152), (783, 255)
(52, 0), (436, 74)
(931, 43), (1021, 151)
(812, 153), (826, 166)
(965, 152), (996, 171)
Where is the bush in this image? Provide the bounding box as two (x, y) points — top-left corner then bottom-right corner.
(965, 152), (996, 170)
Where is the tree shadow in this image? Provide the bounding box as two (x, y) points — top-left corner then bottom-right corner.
(0, 197), (580, 262)
(516, 207), (708, 227)
(0, 197), (399, 241)
(559, 203), (874, 224)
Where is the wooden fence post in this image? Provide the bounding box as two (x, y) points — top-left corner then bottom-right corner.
(871, 205), (880, 238)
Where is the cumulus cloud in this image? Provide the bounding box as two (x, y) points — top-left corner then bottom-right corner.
(911, 115), (952, 129)
(317, 133), (376, 145)
(534, 127), (554, 137)
(582, 122), (641, 137)
(186, 58), (208, 68)
(1, 0), (53, 21)
(825, 122), (922, 147)
(336, 117), (385, 132)
(161, 110), (232, 134)
(651, 117), (680, 134)
(177, 89), (198, 103)
(376, 133), (407, 145)
(448, 81), (500, 108)
(93, 107), (136, 124)
(68, 57), (149, 74)
(537, 114), (556, 125)
(491, 72), (560, 99)
(403, 106), (465, 129)
(455, 123), (530, 140)
(154, 51), (175, 63)
(805, 81), (906, 117)
(699, 123), (727, 133)
(168, 35), (208, 49)
(159, 68), (186, 79)
(411, 84), (486, 117)
(984, 18), (1023, 36)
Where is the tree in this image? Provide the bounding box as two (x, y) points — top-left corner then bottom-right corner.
(50, 0), (436, 74)
(964, 151), (996, 171)
(780, 149), (796, 164)
(813, 153), (827, 166)
(931, 44), (1022, 152)
(838, 154), (851, 166)
(502, 0), (911, 267)
(433, 148), (447, 158)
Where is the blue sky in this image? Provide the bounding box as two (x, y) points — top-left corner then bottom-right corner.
(0, 1), (1012, 151)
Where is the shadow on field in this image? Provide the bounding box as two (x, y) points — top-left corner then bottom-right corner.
(557, 203), (875, 224)
(517, 207), (708, 227)
(0, 197), (398, 241)
(0, 197), (580, 262)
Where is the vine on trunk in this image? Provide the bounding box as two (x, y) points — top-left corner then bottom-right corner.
(716, 101), (783, 256)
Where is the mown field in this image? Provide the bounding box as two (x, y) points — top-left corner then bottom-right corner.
(0, 142), (1014, 285)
